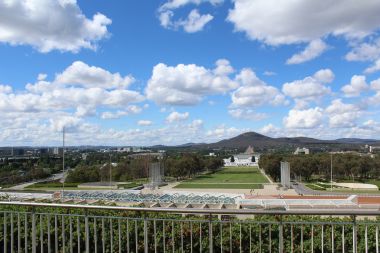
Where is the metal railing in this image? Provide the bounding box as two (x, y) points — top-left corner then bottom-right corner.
(0, 201), (379, 253)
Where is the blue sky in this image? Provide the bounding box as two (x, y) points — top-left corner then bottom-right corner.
(1, 0), (380, 146)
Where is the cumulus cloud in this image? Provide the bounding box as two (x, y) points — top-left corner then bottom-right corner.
(137, 120), (153, 126)
(346, 38), (380, 62)
(228, 108), (267, 121)
(158, 0), (221, 33)
(325, 99), (365, 128)
(166, 111), (190, 123)
(206, 124), (244, 139)
(0, 61), (144, 126)
(0, 110), (244, 146)
(228, 0), (380, 45)
(368, 78), (380, 105)
(0, 84), (12, 94)
(286, 39), (328, 64)
(159, 0), (223, 10)
(313, 69), (335, 83)
(55, 61), (135, 89)
(341, 75), (369, 97)
(282, 69), (333, 107)
(263, 71), (276, 76)
(259, 124), (282, 137)
(146, 59), (238, 105)
(101, 106), (143, 120)
(371, 78), (380, 91)
(364, 59), (380, 74)
(231, 68), (286, 107)
(179, 9), (214, 33)
(0, 0), (111, 52)
(283, 107), (324, 129)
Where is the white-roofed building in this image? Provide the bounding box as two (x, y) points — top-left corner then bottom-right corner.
(223, 146), (260, 166)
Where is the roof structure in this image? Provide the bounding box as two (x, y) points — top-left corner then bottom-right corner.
(62, 190), (240, 204)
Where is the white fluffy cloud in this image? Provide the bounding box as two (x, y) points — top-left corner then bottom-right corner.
(283, 107), (324, 129)
(346, 38), (380, 62)
(228, 108), (267, 121)
(55, 61), (134, 89)
(371, 78), (380, 91)
(159, 0), (223, 10)
(286, 39), (328, 65)
(0, 0), (111, 52)
(166, 111), (190, 123)
(231, 68), (286, 107)
(101, 106), (143, 120)
(282, 69), (333, 107)
(158, 0), (221, 33)
(341, 75), (369, 97)
(180, 9), (214, 33)
(228, 0), (380, 45)
(369, 78), (380, 105)
(313, 69), (335, 83)
(364, 59), (380, 74)
(325, 99), (365, 128)
(206, 124), (244, 139)
(0, 84), (12, 93)
(146, 59), (238, 105)
(137, 120), (153, 126)
(0, 62), (144, 119)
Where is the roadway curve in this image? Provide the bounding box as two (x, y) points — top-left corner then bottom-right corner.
(292, 182), (380, 197)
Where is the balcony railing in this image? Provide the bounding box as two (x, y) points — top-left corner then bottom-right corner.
(0, 201), (379, 253)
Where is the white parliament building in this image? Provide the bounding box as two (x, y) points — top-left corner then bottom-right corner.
(223, 146), (260, 167)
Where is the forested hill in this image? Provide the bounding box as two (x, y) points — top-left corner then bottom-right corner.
(186, 132), (380, 151)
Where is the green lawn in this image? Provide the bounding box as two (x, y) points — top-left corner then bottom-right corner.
(26, 181), (141, 190)
(174, 166), (269, 189)
(26, 182), (79, 189)
(174, 183), (263, 189)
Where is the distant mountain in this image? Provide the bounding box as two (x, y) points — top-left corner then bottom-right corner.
(187, 132), (380, 151)
(334, 138), (379, 144)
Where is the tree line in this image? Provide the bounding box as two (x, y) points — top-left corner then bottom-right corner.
(0, 154), (81, 186)
(259, 153), (380, 182)
(66, 153), (224, 183)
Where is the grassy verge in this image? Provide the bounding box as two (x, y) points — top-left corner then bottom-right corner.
(117, 183), (142, 189)
(26, 182), (79, 189)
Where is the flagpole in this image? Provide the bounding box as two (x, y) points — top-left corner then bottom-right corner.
(61, 127), (65, 201)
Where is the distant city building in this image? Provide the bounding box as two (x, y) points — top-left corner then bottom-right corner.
(39, 148), (48, 155)
(50, 147), (63, 156)
(294, 147), (310, 155)
(208, 152), (216, 157)
(11, 148), (25, 156)
(81, 153), (88, 160)
(369, 146), (380, 153)
(223, 146), (260, 166)
(128, 152), (164, 160)
(117, 147), (131, 152)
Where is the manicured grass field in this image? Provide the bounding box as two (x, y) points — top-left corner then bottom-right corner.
(26, 182), (79, 189)
(174, 166), (269, 189)
(174, 183), (263, 189)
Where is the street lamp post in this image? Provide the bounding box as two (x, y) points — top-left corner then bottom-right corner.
(61, 127), (65, 201)
(330, 153), (333, 191)
(109, 153), (112, 186)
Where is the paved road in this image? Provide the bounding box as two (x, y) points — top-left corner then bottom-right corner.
(8, 172), (66, 190)
(292, 182), (380, 197)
